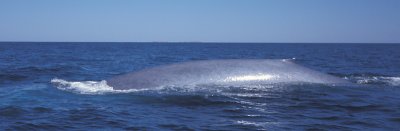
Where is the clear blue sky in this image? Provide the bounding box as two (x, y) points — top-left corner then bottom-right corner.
(0, 0), (399, 43)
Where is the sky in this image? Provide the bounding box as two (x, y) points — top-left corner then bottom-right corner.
(0, 0), (399, 43)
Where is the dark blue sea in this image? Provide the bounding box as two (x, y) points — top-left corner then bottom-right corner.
(1, 42), (399, 130)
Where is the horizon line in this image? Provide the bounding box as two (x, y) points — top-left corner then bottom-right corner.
(0, 41), (400, 44)
(0, 41), (399, 44)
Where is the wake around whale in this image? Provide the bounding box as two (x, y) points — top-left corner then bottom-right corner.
(105, 59), (350, 90)
(51, 59), (350, 94)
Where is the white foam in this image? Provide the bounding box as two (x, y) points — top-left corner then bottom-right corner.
(236, 120), (280, 128)
(50, 78), (142, 94)
(348, 76), (400, 86)
(384, 77), (400, 86)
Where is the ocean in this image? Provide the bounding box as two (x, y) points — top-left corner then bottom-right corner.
(0, 42), (399, 130)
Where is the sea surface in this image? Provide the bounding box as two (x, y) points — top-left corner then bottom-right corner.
(0, 42), (399, 130)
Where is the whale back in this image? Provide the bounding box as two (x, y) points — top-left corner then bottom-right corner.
(107, 59), (349, 90)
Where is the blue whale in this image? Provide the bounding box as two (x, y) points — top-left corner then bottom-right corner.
(107, 59), (350, 90)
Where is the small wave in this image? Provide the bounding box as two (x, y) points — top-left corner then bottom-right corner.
(50, 78), (142, 94)
(50, 78), (223, 95)
(344, 76), (400, 86)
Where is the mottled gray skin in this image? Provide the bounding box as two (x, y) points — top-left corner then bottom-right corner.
(107, 59), (349, 90)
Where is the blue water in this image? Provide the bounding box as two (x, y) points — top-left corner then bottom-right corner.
(1, 42), (400, 130)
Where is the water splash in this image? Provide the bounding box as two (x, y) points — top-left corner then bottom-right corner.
(344, 76), (400, 86)
(50, 78), (142, 94)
